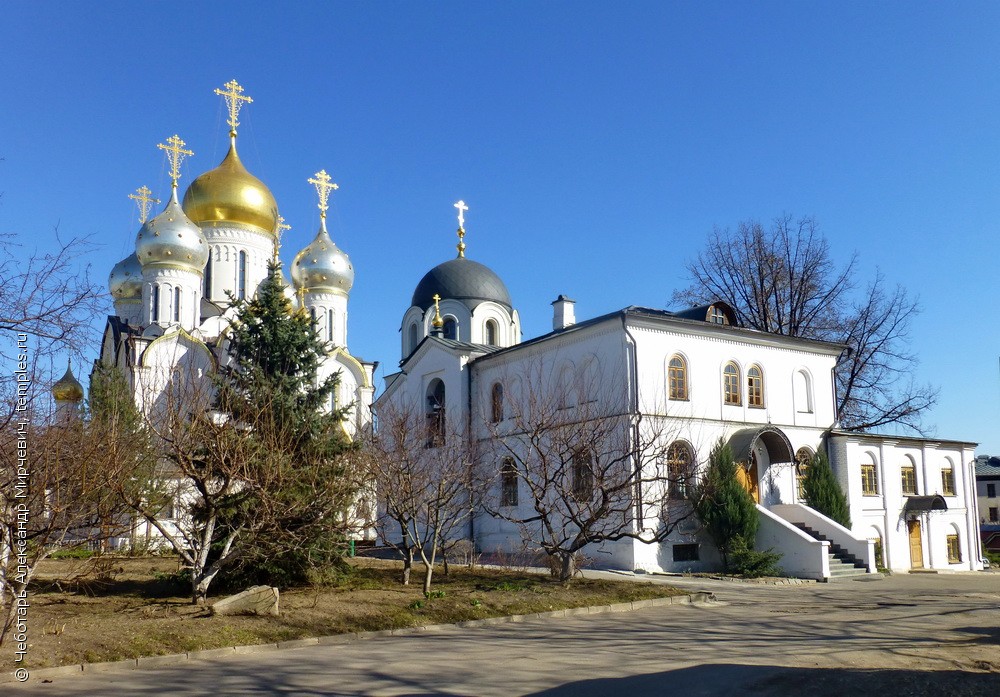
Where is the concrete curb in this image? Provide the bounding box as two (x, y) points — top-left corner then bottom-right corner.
(3, 591), (715, 685)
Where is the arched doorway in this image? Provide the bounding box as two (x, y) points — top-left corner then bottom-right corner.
(727, 426), (795, 504)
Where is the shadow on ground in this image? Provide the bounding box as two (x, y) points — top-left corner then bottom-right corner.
(526, 664), (1000, 697)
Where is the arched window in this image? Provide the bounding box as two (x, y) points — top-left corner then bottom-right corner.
(203, 255), (213, 298)
(151, 285), (160, 322)
(668, 355), (688, 401)
(328, 309), (335, 342)
(941, 459), (956, 496)
(747, 365), (764, 408)
(901, 457), (917, 495)
(173, 287), (181, 322)
(237, 250), (248, 300)
(861, 455), (879, 496)
(666, 441), (694, 499)
(795, 446), (814, 501)
(443, 317), (458, 340)
(408, 323), (419, 355)
(309, 307), (317, 324)
(485, 319), (499, 346)
(501, 457), (518, 507)
(426, 379), (446, 447)
(794, 370), (813, 413)
(490, 382), (504, 423)
(946, 527), (962, 563)
(707, 304), (729, 325)
(723, 362), (741, 406)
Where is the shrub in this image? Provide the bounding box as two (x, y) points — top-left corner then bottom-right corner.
(692, 440), (759, 570)
(802, 450), (851, 528)
(728, 542), (783, 578)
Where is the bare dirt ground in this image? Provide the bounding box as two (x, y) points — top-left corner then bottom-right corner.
(4, 555), (685, 672)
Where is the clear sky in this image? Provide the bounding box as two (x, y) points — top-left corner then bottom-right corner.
(2, 3), (999, 451)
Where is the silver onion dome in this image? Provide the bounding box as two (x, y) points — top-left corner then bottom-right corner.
(109, 252), (143, 300)
(135, 193), (209, 272)
(291, 228), (354, 294)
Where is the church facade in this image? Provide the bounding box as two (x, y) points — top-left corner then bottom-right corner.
(376, 214), (984, 578)
(92, 82), (374, 545)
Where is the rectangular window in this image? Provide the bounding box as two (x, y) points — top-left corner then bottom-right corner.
(900, 465), (917, 495)
(946, 534), (961, 563)
(941, 468), (955, 496)
(861, 464), (879, 496)
(571, 450), (594, 501)
(672, 544), (699, 562)
(501, 459), (518, 507)
(988, 483), (997, 498)
(989, 507), (998, 522)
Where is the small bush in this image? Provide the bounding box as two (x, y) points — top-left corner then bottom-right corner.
(50, 548), (97, 560)
(728, 541), (783, 578)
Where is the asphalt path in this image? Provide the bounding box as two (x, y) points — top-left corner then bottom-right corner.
(10, 571), (1000, 696)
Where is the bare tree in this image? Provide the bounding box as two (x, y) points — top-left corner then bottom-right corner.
(363, 403), (474, 595)
(0, 410), (132, 646)
(674, 215), (937, 433)
(480, 363), (699, 582)
(0, 232), (105, 365)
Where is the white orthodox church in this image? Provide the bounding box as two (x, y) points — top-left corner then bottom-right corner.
(54, 80), (984, 577)
(95, 82), (374, 435)
(376, 208), (985, 578)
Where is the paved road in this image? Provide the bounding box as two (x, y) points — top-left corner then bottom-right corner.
(11, 572), (1000, 696)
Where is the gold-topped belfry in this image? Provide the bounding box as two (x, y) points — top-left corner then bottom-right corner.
(308, 169), (339, 231)
(128, 185), (160, 224)
(215, 79), (253, 138)
(157, 135), (194, 192)
(454, 200), (468, 258)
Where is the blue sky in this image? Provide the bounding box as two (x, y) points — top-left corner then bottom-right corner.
(3, 3), (999, 450)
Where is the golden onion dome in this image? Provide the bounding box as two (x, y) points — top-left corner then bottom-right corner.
(135, 193), (209, 272)
(52, 362), (84, 403)
(291, 227), (354, 294)
(109, 252), (143, 300)
(182, 138), (278, 234)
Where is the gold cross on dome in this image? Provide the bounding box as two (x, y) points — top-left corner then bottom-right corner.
(157, 135), (194, 189)
(128, 185), (160, 224)
(432, 293), (444, 328)
(308, 170), (339, 218)
(214, 79), (253, 135)
(274, 215), (291, 259)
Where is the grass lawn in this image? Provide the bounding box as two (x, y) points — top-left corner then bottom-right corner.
(6, 555), (686, 670)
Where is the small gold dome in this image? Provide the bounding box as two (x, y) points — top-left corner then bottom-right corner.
(182, 139), (278, 235)
(52, 363), (84, 403)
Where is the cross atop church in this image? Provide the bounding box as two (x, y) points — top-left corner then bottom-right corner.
(308, 170), (339, 228)
(128, 185), (160, 223)
(214, 79), (253, 136)
(274, 215), (291, 260)
(454, 200), (468, 229)
(157, 135), (194, 189)
(432, 294), (444, 328)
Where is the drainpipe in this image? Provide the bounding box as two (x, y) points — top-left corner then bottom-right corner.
(621, 313), (642, 542)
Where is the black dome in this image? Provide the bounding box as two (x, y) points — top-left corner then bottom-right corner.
(411, 258), (513, 311)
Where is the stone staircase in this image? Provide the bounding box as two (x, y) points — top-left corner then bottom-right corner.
(792, 522), (869, 579)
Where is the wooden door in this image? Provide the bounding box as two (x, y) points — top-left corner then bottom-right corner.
(736, 456), (760, 504)
(907, 519), (923, 569)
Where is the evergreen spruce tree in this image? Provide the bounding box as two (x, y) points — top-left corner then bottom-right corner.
(802, 449), (851, 528)
(692, 440), (759, 571)
(215, 262), (357, 586)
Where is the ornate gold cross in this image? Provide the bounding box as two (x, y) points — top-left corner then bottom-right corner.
(156, 135), (194, 189)
(274, 215), (291, 260)
(128, 185), (160, 223)
(214, 79), (253, 135)
(454, 200), (468, 258)
(308, 170), (339, 219)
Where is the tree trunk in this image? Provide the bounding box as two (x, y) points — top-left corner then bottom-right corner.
(192, 569), (216, 605)
(402, 548), (413, 585)
(559, 553), (575, 583)
(422, 562), (433, 596)
(442, 551), (449, 576)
